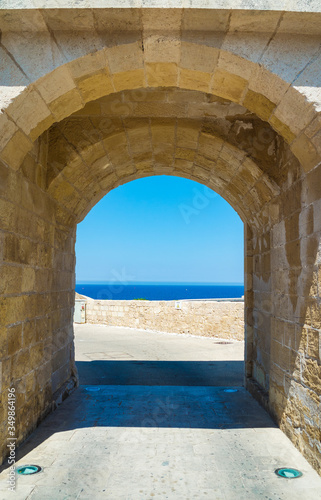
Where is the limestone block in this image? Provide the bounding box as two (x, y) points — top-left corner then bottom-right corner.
(49, 89), (83, 129)
(36, 66), (76, 105)
(113, 69), (145, 92)
(90, 6), (140, 30)
(101, 95), (132, 116)
(269, 115), (296, 144)
(21, 267), (36, 293)
(175, 148), (195, 162)
(194, 154), (215, 171)
(76, 71), (114, 103)
(0, 9), (47, 32)
(0, 113), (18, 154)
(182, 9), (229, 32)
(230, 10), (280, 32)
(12, 348), (32, 379)
(90, 116), (122, 138)
(211, 68), (247, 103)
(1, 31), (65, 81)
(69, 51), (107, 80)
(146, 63), (178, 87)
(50, 179), (78, 205)
(143, 33), (181, 63)
(0, 264), (23, 295)
(193, 165), (211, 182)
(310, 128), (321, 158)
(219, 143), (244, 165)
(277, 12), (321, 34)
(29, 343), (44, 368)
(248, 65), (290, 107)
(99, 172), (118, 191)
(42, 8), (95, 31)
(102, 132), (127, 150)
(151, 121), (176, 145)
(179, 68), (211, 93)
(260, 33), (321, 84)
(272, 87), (316, 137)
(233, 173), (250, 194)
(0, 131), (33, 171)
(154, 153), (174, 168)
(105, 149), (132, 170)
(243, 90), (276, 121)
(178, 94), (207, 112)
(173, 159), (193, 175)
(218, 51), (256, 81)
(113, 163), (138, 180)
(301, 358), (321, 392)
(305, 120), (321, 155)
(53, 28), (105, 63)
(126, 127), (151, 154)
(290, 134), (321, 173)
(176, 122), (200, 149)
(180, 43), (219, 73)
(107, 42), (143, 73)
(293, 58), (321, 110)
(142, 9), (182, 31)
(0, 46), (28, 94)
(133, 101), (185, 118)
(6, 88), (54, 141)
(198, 133), (223, 158)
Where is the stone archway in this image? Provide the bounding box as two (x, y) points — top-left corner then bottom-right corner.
(0, 6), (321, 474)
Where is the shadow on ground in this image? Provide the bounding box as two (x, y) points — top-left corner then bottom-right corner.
(1, 361), (250, 473)
(0, 384), (276, 474)
(76, 360), (245, 386)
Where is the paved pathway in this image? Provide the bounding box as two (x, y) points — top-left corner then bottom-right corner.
(1, 325), (321, 499)
(75, 324), (244, 386)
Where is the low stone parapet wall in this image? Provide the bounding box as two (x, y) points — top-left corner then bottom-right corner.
(80, 297), (244, 341)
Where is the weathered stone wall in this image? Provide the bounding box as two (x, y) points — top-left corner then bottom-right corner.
(83, 298), (244, 341)
(0, 139), (77, 464)
(245, 164), (321, 474)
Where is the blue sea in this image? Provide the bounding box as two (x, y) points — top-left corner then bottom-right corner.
(75, 283), (244, 301)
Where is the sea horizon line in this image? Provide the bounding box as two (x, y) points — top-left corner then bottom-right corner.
(76, 281), (244, 286)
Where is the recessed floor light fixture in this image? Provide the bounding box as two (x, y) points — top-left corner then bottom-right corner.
(223, 388), (238, 393)
(17, 465), (42, 475)
(86, 387), (101, 392)
(275, 468), (303, 478)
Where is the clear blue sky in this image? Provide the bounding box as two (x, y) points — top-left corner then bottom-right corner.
(75, 176), (244, 283)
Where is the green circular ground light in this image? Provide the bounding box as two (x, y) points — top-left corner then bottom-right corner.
(17, 465), (42, 475)
(275, 468), (303, 479)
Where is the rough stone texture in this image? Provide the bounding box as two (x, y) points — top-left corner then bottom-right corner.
(3, 385), (321, 499)
(0, 4), (321, 477)
(83, 298), (245, 341)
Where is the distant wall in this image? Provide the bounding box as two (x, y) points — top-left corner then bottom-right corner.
(81, 298), (244, 341)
